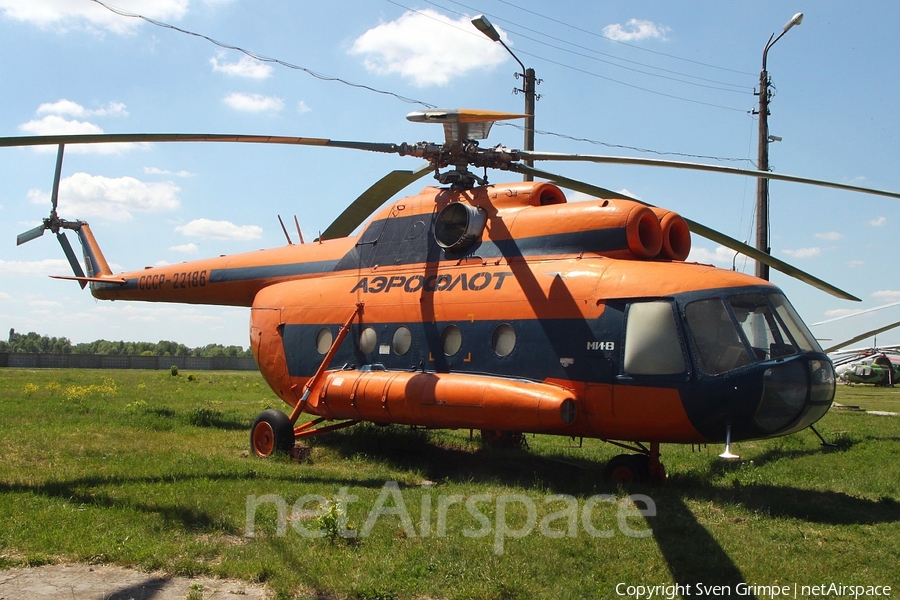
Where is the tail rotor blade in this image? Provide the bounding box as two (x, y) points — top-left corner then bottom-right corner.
(17, 224), (46, 246)
(50, 144), (65, 213)
(56, 232), (87, 289)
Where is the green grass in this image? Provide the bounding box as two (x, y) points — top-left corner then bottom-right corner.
(1, 368), (898, 599)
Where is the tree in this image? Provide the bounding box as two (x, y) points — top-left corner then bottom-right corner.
(3, 329), (250, 356)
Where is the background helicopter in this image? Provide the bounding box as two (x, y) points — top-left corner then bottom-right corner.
(818, 307), (900, 385)
(3, 107), (900, 484)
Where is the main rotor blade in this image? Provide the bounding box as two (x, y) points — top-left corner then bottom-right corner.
(812, 301), (900, 326)
(56, 232), (87, 289)
(0, 133), (402, 155)
(50, 144), (65, 212)
(825, 320), (900, 354)
(519, 151), (900, 200)
(17, 224), (46, 246)
(320, 163), (433, 240)
(513, 164), (860, 302)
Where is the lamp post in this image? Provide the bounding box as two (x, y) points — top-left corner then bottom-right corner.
(755, 12), (803, 280)
(472, 14), (536, 181)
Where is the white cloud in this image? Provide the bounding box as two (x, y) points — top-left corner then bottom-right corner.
(19, 100), (141, 154)
(37, 99), (127, 118)
(0, 0), (189, 35)
(169, 243), (199, 254)
(222, 93), (284, 113)
(872, 290), (900, 302)
(846, 259), (865, 268)
(602, 19), (671, 42)
(814, 231), (843, 241)
(782, 247), (822, 259)
(349, 9), (509, 87)
(210, 54), (273, 79)
(144, 167), (193, 177)
(19, 114), (104, 136)
(687, 245), (738, 267)
(175, 218), (262, 241)
(869, 216), (887, 227)
(28, 173), (180, 221)
(29, 300), (62, 308)
(0, 258), (72, 276)
(0, 291), (12, 301)
(297, 101), (312, 114)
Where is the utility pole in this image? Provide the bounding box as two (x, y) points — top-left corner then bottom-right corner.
(522, 67), (536, 181)
(472, 15), (538, 181)
(755, 12), (803, 280)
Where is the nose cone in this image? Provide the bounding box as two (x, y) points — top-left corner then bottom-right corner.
(754, 358), (834, 436)
(681, 356), (835, 443)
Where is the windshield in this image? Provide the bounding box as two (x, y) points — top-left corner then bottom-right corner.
(684, 292), (822, 375)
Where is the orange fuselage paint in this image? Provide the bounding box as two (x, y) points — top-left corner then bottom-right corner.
(80, 181), (790, 444)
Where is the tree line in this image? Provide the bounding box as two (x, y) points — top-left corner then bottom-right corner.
(1, 329), (252, 357)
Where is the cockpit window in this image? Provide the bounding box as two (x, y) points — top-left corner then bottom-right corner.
(685, 292), (822, 375)
(770, 293), (821, 353)
(684, 299), (753, 375)
(623, 301), (686, 375)
(729, 294), (795, 360)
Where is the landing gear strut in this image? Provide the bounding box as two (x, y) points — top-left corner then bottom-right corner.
(250, 303), (364, 458)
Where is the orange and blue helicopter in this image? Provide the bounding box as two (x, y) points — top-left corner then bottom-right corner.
(4, 109), (899, 484)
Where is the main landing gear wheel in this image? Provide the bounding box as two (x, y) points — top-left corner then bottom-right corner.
(250, 409), (295, 457)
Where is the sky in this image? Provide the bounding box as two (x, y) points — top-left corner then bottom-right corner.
(0, 0), (898, 352)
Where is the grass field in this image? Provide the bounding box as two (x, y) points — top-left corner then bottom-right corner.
(0, 368), (898, 599)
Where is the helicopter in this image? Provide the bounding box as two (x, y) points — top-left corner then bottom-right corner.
(820, 312), (900, 386)
(4, 108), (900, 485)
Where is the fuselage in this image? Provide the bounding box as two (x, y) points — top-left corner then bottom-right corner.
(84, 181), (835, 444)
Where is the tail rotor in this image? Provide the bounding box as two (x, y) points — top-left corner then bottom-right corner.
(15, 144), (88, 288)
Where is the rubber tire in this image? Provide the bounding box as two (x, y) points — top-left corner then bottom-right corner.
(604, 454), (650, 484)
(250, 409), (295, 458)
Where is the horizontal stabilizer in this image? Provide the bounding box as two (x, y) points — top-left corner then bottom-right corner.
(50, 275), (127, 285)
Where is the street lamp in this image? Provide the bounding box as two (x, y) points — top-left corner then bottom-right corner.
(472, 14), (537, 181)
(755, 12), (803, 280)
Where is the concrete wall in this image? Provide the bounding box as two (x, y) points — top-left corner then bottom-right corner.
(0, 353), (258, 371)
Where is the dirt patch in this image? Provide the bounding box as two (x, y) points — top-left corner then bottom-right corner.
(0, 563), (272, 599)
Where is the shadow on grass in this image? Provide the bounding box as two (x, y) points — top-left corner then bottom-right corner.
(310, 423), (900, 598)
(3, 422), (898, 598)
(312, 423), (607, 495)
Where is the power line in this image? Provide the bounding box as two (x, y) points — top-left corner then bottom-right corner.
(91, 0), (750, 162)
(89, 0), (437, 109)
(497, 122), (754, 164)
(384, 0), (748, 112)
(493, 0), (756, 77)
(430, 0), (750, 92)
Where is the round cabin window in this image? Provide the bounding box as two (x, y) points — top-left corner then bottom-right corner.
(359, 327), (377, 354)
(492, 324), (516, 357)
(441, 325), (463, 356)
(392, 326), (412, 355)
(315, 328), (333, 355)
